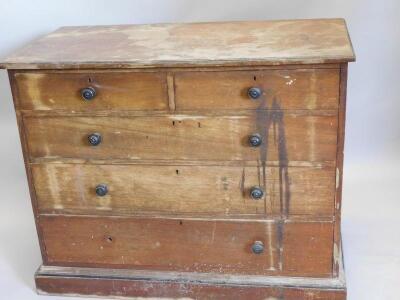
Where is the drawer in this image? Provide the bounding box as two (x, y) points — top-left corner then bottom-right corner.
(40, 215), (334, 277)
(32, 164), (335, 217)
(11, 71), (168, 110)
(175, 68), (339, 110)
(24, 114), (337, 162)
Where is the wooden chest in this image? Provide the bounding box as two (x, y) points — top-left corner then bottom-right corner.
(0, 19), (355, 299)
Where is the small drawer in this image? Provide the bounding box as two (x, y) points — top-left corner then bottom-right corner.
(40, 215), (334, 277)
(175, 68), (339, 110)
(32, 164), (335, 217)
(24, 114), (338, 162)
(11, 71), (168, 110)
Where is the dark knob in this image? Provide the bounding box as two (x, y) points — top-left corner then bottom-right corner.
(250, 186), (264, 200)
(88, 133), (102, 146)
(249, 133), (262, 147)
(247, 87), (262, 99)
(81, 87), (96, 100)
(251, 241), (264, 254)
(95, 184), (108, 197)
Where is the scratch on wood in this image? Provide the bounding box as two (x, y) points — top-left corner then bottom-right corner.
(239, 167), (245, 198)
(307, 71), (318, 109)
(276, 220), (284, 271)
(211, 222), (216, 243)
(167, 72), (176, 111)
(308, 117), (316, 162)
(266, 222), (275, 269)
(336, 167), (340, 189)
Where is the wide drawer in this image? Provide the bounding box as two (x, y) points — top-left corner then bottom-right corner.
(11, 71), (168, 110)
(40, 215), (334, 277)
(32, 163), (335, 217)
(174, 68), (339, 110)
(24, 114), (338, 162)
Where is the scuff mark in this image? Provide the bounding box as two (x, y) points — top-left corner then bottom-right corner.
(276, 220), (284, 271)
(285, 78), (296, 85)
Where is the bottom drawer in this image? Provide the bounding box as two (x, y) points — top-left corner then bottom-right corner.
(39, 216), (333, 277)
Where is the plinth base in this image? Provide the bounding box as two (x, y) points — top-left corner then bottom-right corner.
(36, 252), (346, 300)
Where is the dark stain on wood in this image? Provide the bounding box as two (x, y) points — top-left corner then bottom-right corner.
(254, 90), (291, 218)
(270, 98), (291, 217)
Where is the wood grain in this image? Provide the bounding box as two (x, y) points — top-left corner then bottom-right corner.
(24, 114), (338, 162)
(39, 215), (333, 277)
(175, 68), (339, 110)
(0, 19), (355, 69)
(283, 222), (334, 276)
(32, 163), (335, 217)
(41, 215), (280, 275)
(12, 71), (168, 111)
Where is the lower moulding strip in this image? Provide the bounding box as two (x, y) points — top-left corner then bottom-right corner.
(36, 265), (345, 290)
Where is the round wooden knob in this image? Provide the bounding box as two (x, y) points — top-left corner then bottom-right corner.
(251, 241), (264, 254)
(95, 184), (108, 197)
(247, 87), (262, 99)
(249, 133), (262, 147)
(88, 133), (102, 146)
(250, 186), (264, 200)
(81, 87), (96, 100)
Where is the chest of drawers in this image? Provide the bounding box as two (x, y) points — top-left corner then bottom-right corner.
(1, 19), (354, 299)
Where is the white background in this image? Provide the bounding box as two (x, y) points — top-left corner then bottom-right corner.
(0, 1), (399, 299)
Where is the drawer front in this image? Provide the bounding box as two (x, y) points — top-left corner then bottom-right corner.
(40, 215), (333, 277)
(12, 71), (168, 110)
(24, 114), (337, 162)
(175, 69), (339, 110)
(32, 164), (335, 217)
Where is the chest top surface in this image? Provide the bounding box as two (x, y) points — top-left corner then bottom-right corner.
(0, 19), (354, 69)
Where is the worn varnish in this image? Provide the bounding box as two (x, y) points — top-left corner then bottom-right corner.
(11, 71), (168, 111)
(36, 276), (346, 300)
(35, 264), (347, 299)
(32, 163), (335, 217)
(175, 68), (340, 110)
(0, 19), (354, 69)
(1, 19), (354, 299)
(24, 114), (338, 162)
(39, 215), (333, 277)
